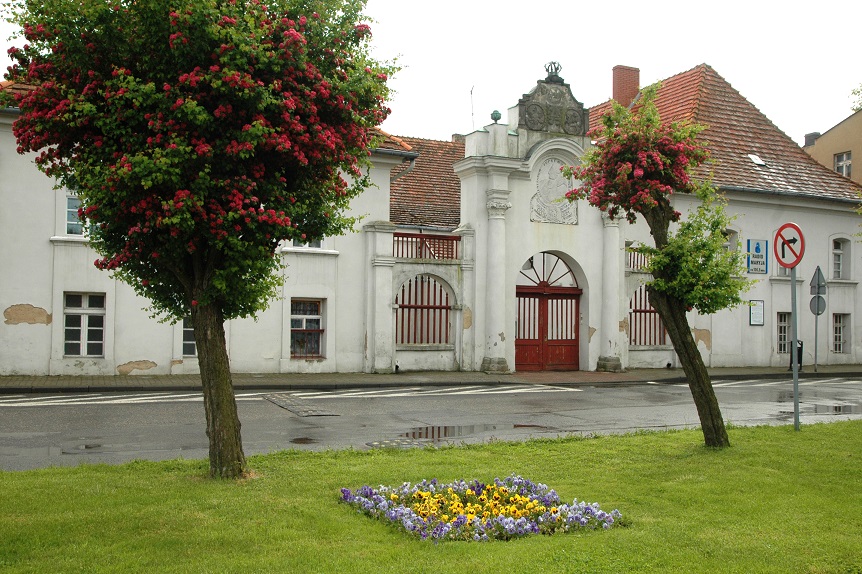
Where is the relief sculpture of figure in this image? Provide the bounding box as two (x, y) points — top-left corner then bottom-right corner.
(531, 158), (578, 225)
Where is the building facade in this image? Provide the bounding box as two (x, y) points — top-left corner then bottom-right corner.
(804, 109), (862, 187)
(2, 64), (861, 377)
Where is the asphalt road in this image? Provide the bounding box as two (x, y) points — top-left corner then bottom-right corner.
(1, 377), (861, 471)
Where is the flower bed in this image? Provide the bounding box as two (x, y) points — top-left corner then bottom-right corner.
(340, 474), (621, 542)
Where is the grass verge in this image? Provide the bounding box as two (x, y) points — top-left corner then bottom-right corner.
(2, 421), (861, 573)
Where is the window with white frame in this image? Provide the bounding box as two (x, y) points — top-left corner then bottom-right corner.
(777, 312), (790, 354)
(64, 293), (105, 357)
(835, 151), (851, 178)
(66, 195), (83, 235)
(833, 314), (849, 353)
(290, 300), (323, 358)
(832, 239), (850, 279)
(182, 317), (197, 357)
(722, 229), (739, 252)
(292, 237), (322, 249)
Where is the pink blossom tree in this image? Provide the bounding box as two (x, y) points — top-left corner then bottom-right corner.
(4, 0), (393, 477)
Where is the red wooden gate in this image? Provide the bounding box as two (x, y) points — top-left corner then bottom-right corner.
(516, 288), (580, 371)
(516, 253), (582, 371)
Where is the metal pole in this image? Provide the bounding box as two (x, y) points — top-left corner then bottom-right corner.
(791, 265), (800, 431)
(814, 305), (819, 374)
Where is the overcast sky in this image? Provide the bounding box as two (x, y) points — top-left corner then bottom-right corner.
(3, 0), (859, 146)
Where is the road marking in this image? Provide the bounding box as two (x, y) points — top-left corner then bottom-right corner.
(288, 384), (581, 399)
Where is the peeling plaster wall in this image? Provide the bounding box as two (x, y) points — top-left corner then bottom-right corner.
(4, 304), (52, 325)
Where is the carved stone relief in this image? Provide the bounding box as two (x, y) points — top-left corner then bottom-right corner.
(530, 157), (577, 225)
(517, 63), (587, 136)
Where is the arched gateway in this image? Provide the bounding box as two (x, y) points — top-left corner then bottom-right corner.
(515, 252), (581, 371)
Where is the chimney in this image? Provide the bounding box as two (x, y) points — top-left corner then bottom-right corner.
(612, 65), (640, 107)
(803, 132), (821, 147)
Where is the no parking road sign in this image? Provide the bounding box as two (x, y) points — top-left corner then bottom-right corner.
(773, 222), (805, 269)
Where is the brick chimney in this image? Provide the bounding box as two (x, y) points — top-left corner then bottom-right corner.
(612, 65), (640, 107)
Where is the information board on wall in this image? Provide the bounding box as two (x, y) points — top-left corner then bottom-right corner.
(747, 240), (768, 274)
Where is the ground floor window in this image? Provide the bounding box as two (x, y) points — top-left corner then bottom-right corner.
(64, 293), (105, 357)
(182, 317), (197, 357)
(291, 300), (323, 358)
(777, 312), (790, 354)
(833, 314), (849, 353)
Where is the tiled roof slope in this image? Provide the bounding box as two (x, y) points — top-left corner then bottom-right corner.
(389, 136), (464, 230)
(371, 128), (414, 153)
(589, 64), (862, 202)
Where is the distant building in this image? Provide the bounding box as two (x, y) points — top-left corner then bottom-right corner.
(803, 109), (862, 187)
(2, 64), (861, 377)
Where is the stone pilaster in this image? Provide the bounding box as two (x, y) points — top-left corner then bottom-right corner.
(480, 189), (512, 373)
(597, 212), (623, 372)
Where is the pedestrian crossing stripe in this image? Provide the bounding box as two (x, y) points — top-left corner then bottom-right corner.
(0, 384), (579, 407)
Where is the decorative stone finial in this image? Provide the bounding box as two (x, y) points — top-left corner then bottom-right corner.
(491, 110), (501, 123)
(545, 61), (563, 84)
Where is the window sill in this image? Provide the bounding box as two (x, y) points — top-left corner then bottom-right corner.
(396, 344), (455, 351)
(281, 246), (339, 257)
(291, 355), (325, 361)
(628, 345), (673, 351)
(51, 235), (88, 245)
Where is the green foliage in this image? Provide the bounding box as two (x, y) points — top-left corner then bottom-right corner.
(4, 0), (395, 321)
(633, 183), (751, 314)
(853, 83), (862, 112)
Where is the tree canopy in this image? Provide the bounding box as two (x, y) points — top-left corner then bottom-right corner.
(4, 0), (393, 321)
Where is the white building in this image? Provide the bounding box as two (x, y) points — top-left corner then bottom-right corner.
(1, 63), (860, 377)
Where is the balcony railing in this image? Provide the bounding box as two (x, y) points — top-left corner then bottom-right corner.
(393, 233), (460, 261)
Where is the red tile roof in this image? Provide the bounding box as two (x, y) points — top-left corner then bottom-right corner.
(590, 64), (862, 202)
(389, 136), (464, 230)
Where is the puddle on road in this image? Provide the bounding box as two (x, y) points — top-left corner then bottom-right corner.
(290, 437), (317, 445)
(366, 423), (554, 449)
(812, 403), (862, 415)
(402, 423), (552, 441)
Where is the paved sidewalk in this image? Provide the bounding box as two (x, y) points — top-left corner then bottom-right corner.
(2, 364), (861, 393)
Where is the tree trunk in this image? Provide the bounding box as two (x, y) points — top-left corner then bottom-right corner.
(648, 287), (730, 447)
(191, 302), (247, 478)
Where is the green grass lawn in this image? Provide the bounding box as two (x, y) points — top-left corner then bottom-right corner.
(2, 421), (861, 573)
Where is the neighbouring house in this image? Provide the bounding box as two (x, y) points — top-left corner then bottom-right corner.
(803, 109), (862, 187)
(1, 63), (861, 377)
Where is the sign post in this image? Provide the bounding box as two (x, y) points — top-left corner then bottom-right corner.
(810, 266), (827, 373)
(774, 223), (805, 431)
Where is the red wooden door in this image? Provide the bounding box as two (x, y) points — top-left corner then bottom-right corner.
(515, 253), (581, 371)
(516, 288), (580, 371)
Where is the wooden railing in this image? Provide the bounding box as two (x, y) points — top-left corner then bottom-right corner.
(393, 233), (460, 261)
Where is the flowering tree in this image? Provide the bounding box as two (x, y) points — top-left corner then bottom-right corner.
(4, 0), (393, 477)
(565, 85), (749, 448)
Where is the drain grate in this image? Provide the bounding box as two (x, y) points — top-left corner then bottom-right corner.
(263, 393), (338, 417)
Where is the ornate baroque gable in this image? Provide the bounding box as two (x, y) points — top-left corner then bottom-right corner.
(517, 62), (588, 137)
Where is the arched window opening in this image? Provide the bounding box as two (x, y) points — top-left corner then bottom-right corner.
(396, 275), (452, 345)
